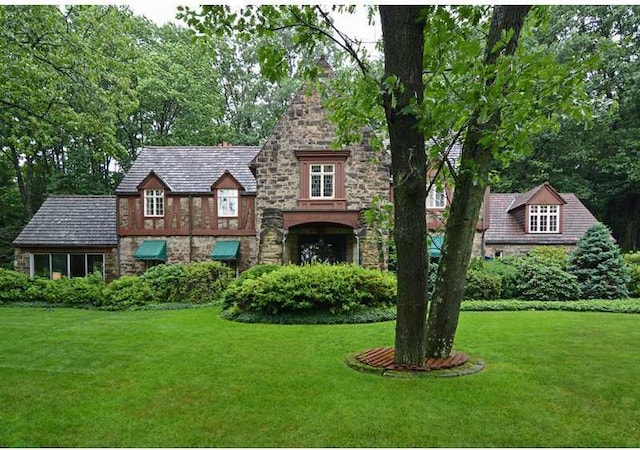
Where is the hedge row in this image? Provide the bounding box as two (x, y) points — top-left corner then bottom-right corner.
(0, 261), (233, 310)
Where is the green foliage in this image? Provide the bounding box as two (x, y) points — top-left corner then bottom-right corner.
(236, 264), (282, 282)
(25, 273), (105, 306)
(528, 246), (569, 267)
(220, 306), (396, 324)
(623, 252), (640, 297)
(222, 264), (397, 315)
(0, 268), (31, 302)
(515, 256), (581, 301)
(181, 261), (233, 304)
(462, 299), (640, 314)
(140, 263), (186, 303)
(484, 258), (519, 298)
(463, 269), (502, 300)
(101, 276), (154, 310)
(568, 223), (630, 299)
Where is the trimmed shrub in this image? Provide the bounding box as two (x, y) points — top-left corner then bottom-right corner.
(462, 298), (640, 313)
(623, 252), (640, 298)
(181, 261), (233, 304)
(222, 264), (397, 315)
(463, 269), (502, 300)
(24, 273), (105, 306)
(102, 275), (154, 310)
(515, 256), (581, 301)
(236, 264), (281, 282)
(140, 263), (185, 302)
(0, 268), (31, 303)
(568, 223), (630, 299)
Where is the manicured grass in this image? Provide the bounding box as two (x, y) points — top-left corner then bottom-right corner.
(0, 307), (638, 447)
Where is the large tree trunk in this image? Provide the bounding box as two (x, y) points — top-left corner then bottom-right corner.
(425, 5), (531, 359)
(379, 6), (428, 366)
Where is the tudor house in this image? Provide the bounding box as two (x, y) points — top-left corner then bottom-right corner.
(13, 62), (599, 279)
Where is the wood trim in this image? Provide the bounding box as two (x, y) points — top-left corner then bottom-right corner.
(137, 171), (172, 191)
(211, 170), (245, 191)
(118, 228), (256, 237)
(294, 150), (350, 160)
(283, 210), (360, 229)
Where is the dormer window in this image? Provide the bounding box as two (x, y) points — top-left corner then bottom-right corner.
(310, 164), (334, 198)
(218, 189), (238, 217)
(144, 189), (164, 217)
(529, 205), (559, 233)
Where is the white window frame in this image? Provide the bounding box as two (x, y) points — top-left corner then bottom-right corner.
(217, 189), (239, 217)
(310, 164), (335, 199)
(427, 186), (446, 209)
(528, 204), (559, 233)
(144, 189), (164, 217)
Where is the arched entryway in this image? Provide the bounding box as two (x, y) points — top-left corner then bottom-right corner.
(286, 222), (355, 265)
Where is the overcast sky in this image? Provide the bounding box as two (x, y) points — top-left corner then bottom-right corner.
(126, 2), (382, 48)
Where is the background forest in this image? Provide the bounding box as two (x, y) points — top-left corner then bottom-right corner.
(1, 4), (639, 268)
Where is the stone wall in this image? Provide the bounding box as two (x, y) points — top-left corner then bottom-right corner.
(252, 73), (391, 269)
(118, 235), (257, 276)
(13, 247), (118, 281)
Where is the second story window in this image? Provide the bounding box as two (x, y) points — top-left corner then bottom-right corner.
(218, 189), (239, 217)
(310, 164), (334, 198)
(529, 204), (559, 233)
(144, 189), (164, 217)
(427, 187), (446, 209)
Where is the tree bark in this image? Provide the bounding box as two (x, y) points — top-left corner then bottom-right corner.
(425, 5), (531, 358)
(379, 6), (428, 366)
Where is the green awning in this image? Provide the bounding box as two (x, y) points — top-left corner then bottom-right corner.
(211, 240), (240, 261)
(428, 235), (444, 257)
(134, 240), (167, 261)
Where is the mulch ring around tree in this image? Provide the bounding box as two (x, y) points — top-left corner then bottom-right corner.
(346, 347), (484, 378)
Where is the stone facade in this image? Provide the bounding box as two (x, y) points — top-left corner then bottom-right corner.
(252, 73), (391, 268)
(118, 235), (257, 276)
(484, 243), (576, 259)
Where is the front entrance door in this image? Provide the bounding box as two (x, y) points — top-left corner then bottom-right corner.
(298, 234), (347, 264)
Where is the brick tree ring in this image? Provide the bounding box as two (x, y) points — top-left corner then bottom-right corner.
(346, 347), (484, 378)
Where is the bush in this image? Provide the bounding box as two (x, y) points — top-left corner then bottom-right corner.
(140, 263), (186, 302)
(568, 223), (630, 299)
(484, 258), (519, 298)
(222, 264), (397, 315)
(515, 256), (581, 301)
(0, 268), (31, 303)
(22, 272), (105, 306)
(528, 246), (569, 268)
(462, 299), (640, 313)
(181, 261), (233, 304)
(463, 269), (502, 300)
(102, 275), (155, 310)
(623, 252), (640, 298)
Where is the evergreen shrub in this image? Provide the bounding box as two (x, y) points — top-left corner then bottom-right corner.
(528, 246), (569, 267)
(568, 223), (630, 299)
(0, 268), (31, 303)
(222, 264), (397, 315)
(463, 269), (502, 300)
(515, 256), (581, 301)
(140, 263), (186, 302)
(623, 252), (640, 297)
(484, 258), (519, 298)
(181, 261), (233, 304)
(102, 276), (154, 309)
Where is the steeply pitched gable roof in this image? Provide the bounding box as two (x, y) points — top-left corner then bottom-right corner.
(485, 191), (598, 245)
(13, 196), (117, 247)
(116, 146), (261, 194)
(507, 182), (565, 212)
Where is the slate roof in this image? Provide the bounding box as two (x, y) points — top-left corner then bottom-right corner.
(116, 146), (262, 194)
(485, 192), (599, 245)
(13, 196), (117, 247)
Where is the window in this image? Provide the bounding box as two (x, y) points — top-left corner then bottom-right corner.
(218, 189), (239, 217)
(31, 253), (105, 279)
(144, 189), (164, 217)
(310, 164), (334, 198)
(529, 205), (559, 233)
(427, 187), (446, 209)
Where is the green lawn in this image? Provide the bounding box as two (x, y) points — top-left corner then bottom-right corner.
(0, 307), (638, 447)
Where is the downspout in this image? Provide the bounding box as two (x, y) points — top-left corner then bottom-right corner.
(188, 194), (193, 263)
(354, 231), (360, 266)
(281, 232), (287, 264)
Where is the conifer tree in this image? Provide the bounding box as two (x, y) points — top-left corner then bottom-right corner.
(568, 223), (630, 299)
